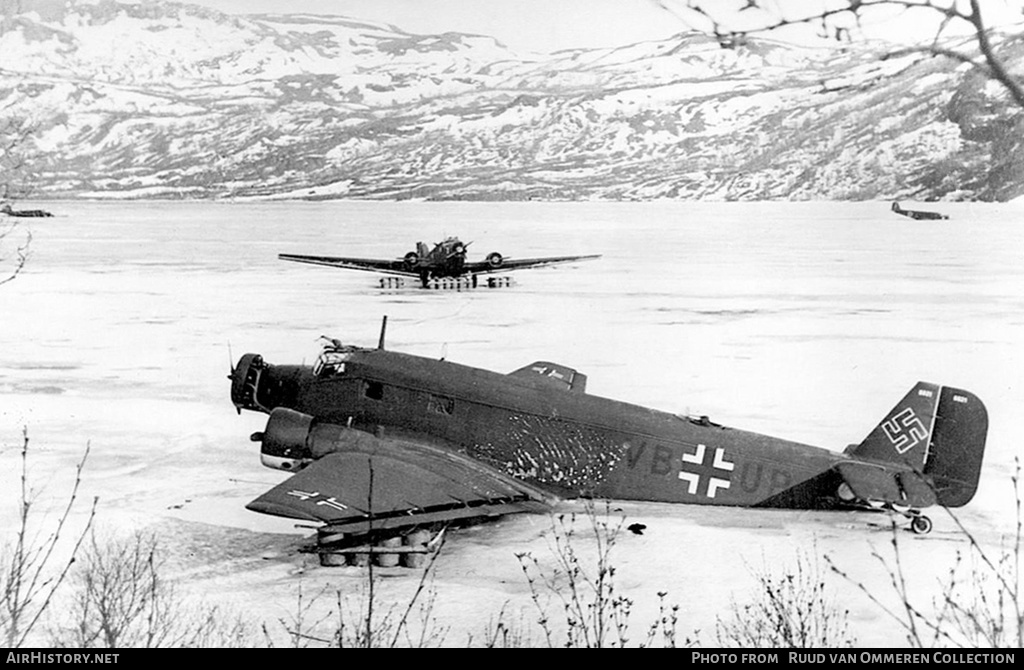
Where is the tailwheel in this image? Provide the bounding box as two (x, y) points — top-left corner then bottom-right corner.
(910, 514), (933, 535)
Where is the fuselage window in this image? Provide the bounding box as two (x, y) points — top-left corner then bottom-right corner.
(364, 380), (384, 401)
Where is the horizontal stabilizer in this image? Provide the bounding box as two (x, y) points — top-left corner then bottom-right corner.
(509, 361), (587, 393)
(836, 461), (936, 508)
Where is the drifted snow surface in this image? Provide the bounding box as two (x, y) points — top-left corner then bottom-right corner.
(1, 199), (1022, 647)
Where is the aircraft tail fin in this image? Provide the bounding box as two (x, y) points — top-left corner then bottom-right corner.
(847, 382), (987, 507)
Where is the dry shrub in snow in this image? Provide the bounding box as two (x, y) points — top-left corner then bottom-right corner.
(829, 458), (1023, 648)
(715, 549), (854, 648)
(50, 530), (250, 648)
(264, 538), (449, 648)
(1, 430), (94, 648)
(514, 502), (692, 648)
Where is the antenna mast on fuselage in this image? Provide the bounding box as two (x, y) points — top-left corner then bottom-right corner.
(377, 315), (388, 350)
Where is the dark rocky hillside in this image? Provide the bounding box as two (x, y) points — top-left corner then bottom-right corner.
(1, 0), (1021, 200)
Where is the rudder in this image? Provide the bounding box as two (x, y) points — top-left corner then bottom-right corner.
(924, 386), (988, 507)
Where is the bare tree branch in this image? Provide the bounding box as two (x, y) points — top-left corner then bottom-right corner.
(2, 430), (97, 648)
(0, 220), (30, 286)
(660, 0), (1024, 109)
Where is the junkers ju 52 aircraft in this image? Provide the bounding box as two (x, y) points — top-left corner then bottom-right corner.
(229, 319), (987, 566)
(278, 236), (600, 289)
(891, 201), (949, 220)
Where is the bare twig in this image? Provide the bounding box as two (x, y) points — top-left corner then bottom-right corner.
(516, 501), (685, 648)
(1, 430), (96, 648)
(827, 458), (1024, 648)
(660, 0), (1024, 109)
(51, 530), (252, 648)
(718, 547), (854, 647)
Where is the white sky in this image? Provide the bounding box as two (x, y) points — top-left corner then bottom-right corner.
(186, 0), (1023, 53)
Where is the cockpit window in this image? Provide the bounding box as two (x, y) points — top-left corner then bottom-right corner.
(313, 351), (351, 377)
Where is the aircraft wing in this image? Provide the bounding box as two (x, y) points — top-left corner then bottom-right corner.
(464, 254), (601, 275)
(278, 253), (416, 277)
(247, 437), (554, 534)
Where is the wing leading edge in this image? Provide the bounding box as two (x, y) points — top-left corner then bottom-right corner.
(464, 254), (601, 275)
(278, 253), (416, 277)
(247, 432), (554, 534)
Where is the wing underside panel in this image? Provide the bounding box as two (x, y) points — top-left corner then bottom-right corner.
(247, 436), (554, 532)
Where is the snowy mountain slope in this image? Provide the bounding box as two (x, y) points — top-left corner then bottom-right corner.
(0, 0), (1020, 200)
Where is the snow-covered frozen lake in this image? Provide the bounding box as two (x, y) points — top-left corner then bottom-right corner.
(1, 199), (1021, 647)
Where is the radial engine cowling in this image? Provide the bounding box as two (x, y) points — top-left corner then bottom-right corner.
(252, 407), (386, 472)
(230, 353), (267, 413)
(252, 407), (315, 472)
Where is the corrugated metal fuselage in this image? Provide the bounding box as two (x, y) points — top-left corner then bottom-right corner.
(264, 349), (848, 509)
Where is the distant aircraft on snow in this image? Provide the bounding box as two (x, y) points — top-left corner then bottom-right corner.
(892, 201), (949, 220)
(1, 202), (52, 217)
(279, 236), (600, 288)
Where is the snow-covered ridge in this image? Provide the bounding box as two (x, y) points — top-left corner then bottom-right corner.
(0, 0), (1020, 201)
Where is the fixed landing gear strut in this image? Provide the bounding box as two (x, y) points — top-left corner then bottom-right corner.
(893, 505), (933, 535)
(857, 494), (934, 535)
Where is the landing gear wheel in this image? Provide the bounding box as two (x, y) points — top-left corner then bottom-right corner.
(910, 515), (932, 535)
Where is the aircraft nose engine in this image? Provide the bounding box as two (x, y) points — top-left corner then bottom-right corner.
(230, 353), (267, 413)
(230, 354), (300, 414)
(250, 407), (314, 471)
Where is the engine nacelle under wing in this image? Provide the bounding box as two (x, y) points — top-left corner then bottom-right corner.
(255, 407), (395, 472)
(254, 406), (313, 471)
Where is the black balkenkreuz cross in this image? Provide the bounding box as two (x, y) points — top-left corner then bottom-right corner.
(677, 444), (734, 498)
